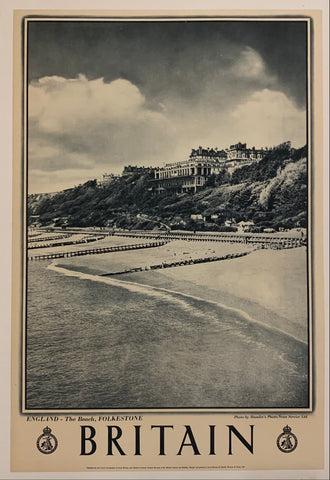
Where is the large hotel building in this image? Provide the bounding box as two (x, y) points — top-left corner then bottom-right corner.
(152, 142), (272, 194)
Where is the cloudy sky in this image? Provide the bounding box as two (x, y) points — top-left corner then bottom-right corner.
(27, 19), (308, 193)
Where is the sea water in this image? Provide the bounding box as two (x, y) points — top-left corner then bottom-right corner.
(26, 261), (309, 410)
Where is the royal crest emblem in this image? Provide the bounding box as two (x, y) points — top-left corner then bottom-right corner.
(276, 425), (298, 453)
(36, 426), (58, 454)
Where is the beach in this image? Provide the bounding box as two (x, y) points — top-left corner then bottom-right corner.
(155, 246), (308, 342)
(53, 236), (308, 342)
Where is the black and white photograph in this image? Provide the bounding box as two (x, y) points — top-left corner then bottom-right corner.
(24, 16), (311, 412)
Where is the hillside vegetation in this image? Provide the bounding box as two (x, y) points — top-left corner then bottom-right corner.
(28, 144), (308, 231)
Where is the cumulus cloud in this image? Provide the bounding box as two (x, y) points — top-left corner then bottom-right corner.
(230, 47), (275, 83)
(28, 75), (173, 192)
(28, 74), (307, 194)
(231, 89), (306, 148)
(29, 75), (149, 131)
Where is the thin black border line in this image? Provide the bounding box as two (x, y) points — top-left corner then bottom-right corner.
(22, 15), (313, 414)
(306, 17), (311, 411)
(22, 15), (28, 415)
(24, 18), (27, 415)
(307, 17), (312, 411)
(308, 15), (315, 413)
(24, 18), (29, 414)
(22, 14), (313, 20)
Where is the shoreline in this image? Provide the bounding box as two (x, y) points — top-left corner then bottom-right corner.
(48, 262), (306, 346)
(51, 241), (308, 344)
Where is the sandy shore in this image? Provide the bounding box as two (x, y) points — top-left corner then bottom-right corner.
(53, 238), (308, 343)
(160, 247), (307, 320)
(55, 238), (254, 273)
(155, 247), (308, 341)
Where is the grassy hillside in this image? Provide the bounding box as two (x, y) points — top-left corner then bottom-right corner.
(28, 144), (308, 231)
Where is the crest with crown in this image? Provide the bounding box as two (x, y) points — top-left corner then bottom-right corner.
(43, 426), (52, 435)
(283, 425), (292, 434)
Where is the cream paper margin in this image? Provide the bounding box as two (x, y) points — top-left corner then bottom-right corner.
(7, 3), (328, 479)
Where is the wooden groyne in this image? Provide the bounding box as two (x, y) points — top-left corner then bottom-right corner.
(28, 233), (71, 244)
(113, 231), (305, 249)
(101, 249), (252, 276)
(28, 235), (105, 250)
(36, 227), (306, 249)
(28, 240), (168, 261)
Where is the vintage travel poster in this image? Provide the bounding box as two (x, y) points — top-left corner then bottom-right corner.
(4, 1), (329, 478)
